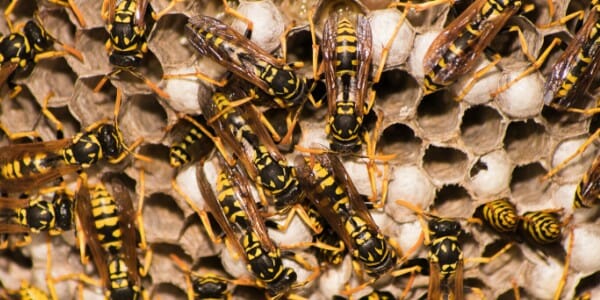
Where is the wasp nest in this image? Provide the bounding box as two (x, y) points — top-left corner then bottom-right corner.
(1, 0), (599, 299)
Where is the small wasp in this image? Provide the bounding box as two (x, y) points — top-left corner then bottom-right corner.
(167, 15), (309, 108)
(320, 10), (374, 153)
(0, 89), (142, 193)
(75, 174), (147, 300)
(0, 188), (74, 249)
(543, 0), (600, 111)
(96, 0), (171, 99)
(195, 156), (313, 298)
(296, 153), (398, 280)
(422, 0), (522, 97)
(0, 14), (83, 99)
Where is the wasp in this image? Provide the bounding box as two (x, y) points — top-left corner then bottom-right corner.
(543, 1), (600, 110)
(200, 89), (310, 222)
(573, 155), (600, 208)
(320, 11), (374, 153)
(166, 15), (309, 108)
(75, 174), (147, 300)
(168, 115), (216, 169)
(0, 89), (141, 193)
(422, 0), (522, 96)
(296, 153), (398, 279)
(0, 14), (83, 99)
(195, 156), (312, 298)
(0, 188), (74, 249)
(97, 0), (171, 99)
(396, 199), (514, 300)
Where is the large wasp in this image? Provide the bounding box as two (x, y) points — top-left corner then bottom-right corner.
(97, 0), (171, 99)
(75, 174), (147, 300)
(195, 155), (312, 298)
(296, 153), (397, 280)
(0, 89), (141, 193)
(0, 188), (74, 249)
(320, 11), (374, 153)
(543, 0), (600, 111)
(422, 0), (522, 97)
(167, 15), (309, 108)
(199, 89), (309, 223)
(0, 13), (83, 99)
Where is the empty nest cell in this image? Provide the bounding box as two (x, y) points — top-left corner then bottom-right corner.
(503, 119), (548, 164)
(416, 92), (462, 139)
(460, 105), (505, 154)
(422, 144), (468, 184)
(378, 123), (422, 164)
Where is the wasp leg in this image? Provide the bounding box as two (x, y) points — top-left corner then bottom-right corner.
(170, 254), (197, 300)
(4, 0), (19, 32)
(491, 30), (561, 97)
(206, 91), (256, 124)
(554, 227), (574, 300)
(152, 0), (183, 21)
(163, 68), (229, 88)
(268, 204), (323, 234)
(374, 6), (409, 84)
(123, 69), (170, 100)
(171, 178), (223, 245)
(47, 0), (87, 28)
(221, 0), (254, 39)
(137, 169), (152, 277)
(308, 6), (321, 87)
(0, 123), (41, 142)
(543, 129), (600, 180)
(538, 10), (585, 28)
(464, 242), (513, 265)
(41, 92), (65, 139)
(388, 0), (455, 12)
(454, 53), (502, 101)
(181, 115), (236, 166)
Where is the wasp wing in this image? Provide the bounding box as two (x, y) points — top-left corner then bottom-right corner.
(75, 182), (111, 288)
(355, 13), (373, 116)
(185, 16), (286, 95)
(295, 155), (356, 252)
(109, 177), (142, 286)
(322, 13), (339, 117)
(0, 62), (18, 89)
(196, 161), (248, 263)
(544, 8), (600, 107)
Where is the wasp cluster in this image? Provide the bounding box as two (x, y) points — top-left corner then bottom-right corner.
(0, 0), (599, 299)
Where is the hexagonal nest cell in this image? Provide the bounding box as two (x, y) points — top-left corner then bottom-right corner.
(1, 0), (600, 299)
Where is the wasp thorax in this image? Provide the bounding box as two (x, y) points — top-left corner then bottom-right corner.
(97, 124), (125, 159)
(24, 21), (53, 52)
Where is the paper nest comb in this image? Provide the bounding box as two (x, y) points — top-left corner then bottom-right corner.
(1, 0), (600, 299)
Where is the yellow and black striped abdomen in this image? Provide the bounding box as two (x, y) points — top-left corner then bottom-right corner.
(556, 18), (600, 100)
(241, 231), (296, 296)
(518, 211), (562, 245)
(334, 18), (359, 78)
(90, 185), (123, 255)
(0, 151), (63, 182)
(346, 216), (396, 277)
(474, 199), (519, 233)
(216, 171), (250, 229)
(107, 255), (140, 299)
(311, 161), (351, 217)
